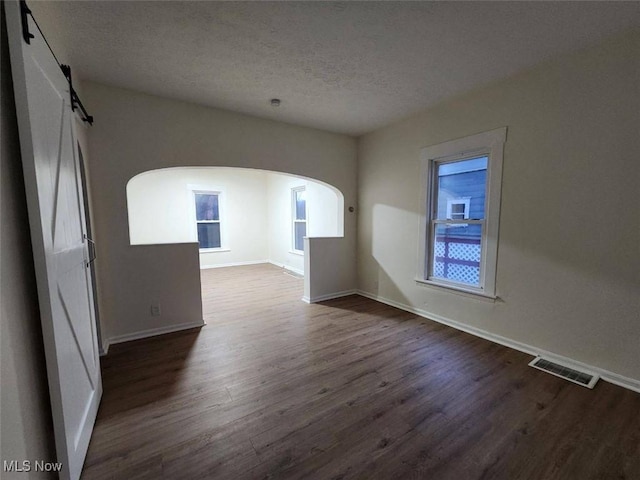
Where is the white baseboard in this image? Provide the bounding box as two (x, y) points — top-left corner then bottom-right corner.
(356, 290), (640, 394)
(200, 260), (268, 270)
(305, 289), (358, 304)
(267, 260), (304, 277)
(99, 340), (110, 357)
(107, 320), (206, 347)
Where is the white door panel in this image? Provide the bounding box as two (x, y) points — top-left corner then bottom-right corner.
(6, 1), (102, 479)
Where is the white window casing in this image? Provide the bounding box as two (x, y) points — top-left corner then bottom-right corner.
(417, 127), (507, 298)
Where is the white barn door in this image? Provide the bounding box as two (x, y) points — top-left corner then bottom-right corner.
(6, 2), (102, 479)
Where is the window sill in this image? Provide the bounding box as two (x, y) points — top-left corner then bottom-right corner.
(199, 248), (230, 253)
(289, 250), (304, 256)
(415, 278), (499, 303)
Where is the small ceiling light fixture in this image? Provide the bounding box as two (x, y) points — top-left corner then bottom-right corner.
(270, 98), (281, 107)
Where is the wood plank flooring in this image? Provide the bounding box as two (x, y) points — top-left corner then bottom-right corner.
(82, 263), (640, 479)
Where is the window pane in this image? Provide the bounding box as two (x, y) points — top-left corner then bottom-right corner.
(295, 190), (306, 220)
(451, 204), (465, 215)
(195, 194), (219, 221)
(432, 223), (482, 286)
(436, 156), (487, 220)
(294, 222), (306, 252)
(197, 223), (221, 249)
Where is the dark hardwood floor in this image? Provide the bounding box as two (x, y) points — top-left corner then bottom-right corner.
(82, 263), (640, 479)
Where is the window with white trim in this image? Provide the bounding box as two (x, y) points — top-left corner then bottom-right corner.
(446, 197), (471, 221)
(292, 187), (306, 253)
(194, 192), (222, 250)
(418, 128), (506, 297)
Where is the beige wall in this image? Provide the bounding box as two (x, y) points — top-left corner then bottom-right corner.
(306, 178), (343, 238)
(357, 31), (640, 383)
(305, 237), (357, 303)
(84, 82), (358, 342)
(1, 6), (56, 476)
(105, 243), (205, 346)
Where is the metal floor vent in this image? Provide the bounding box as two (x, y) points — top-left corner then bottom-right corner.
(529, 357), (599, 389)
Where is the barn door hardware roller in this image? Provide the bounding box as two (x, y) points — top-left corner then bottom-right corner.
(61, 65), (94, 125)
(19, 0), (34, 43)
(19, 0), (94, 125)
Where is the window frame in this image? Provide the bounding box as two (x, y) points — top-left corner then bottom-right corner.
(291, 186), (307, 254)
(417, 127), (506, 298)
(191, 188), (227, 252)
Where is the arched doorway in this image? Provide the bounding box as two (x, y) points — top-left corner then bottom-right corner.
(126, 167), (346, 318)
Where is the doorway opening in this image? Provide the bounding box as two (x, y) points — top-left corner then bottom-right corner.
(126, 167), (345, 314)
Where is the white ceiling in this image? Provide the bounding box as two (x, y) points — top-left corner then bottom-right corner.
(31, 1), (640, 136)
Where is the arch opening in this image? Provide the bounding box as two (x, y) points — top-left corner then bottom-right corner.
(126, 166), (345, 274)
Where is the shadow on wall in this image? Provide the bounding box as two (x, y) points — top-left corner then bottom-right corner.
(368, 203), (414, 306)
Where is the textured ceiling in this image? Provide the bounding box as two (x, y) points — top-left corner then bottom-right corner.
(30, 1), (640, 136)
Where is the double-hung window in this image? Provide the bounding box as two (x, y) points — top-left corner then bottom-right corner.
(292, 187), (307, 253)
(194, 192), (222, 250)
(418, 128), (506, 298)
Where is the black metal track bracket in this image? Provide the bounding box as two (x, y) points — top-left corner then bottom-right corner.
(60, 64), (74, 111)
(18, 1), (94, 125)
(59, 64), (93, 124)
(73, 90), (94, 125)
(20, 0), (34, 44)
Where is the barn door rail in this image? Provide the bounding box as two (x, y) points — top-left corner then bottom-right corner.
(19, 0), (94, 125)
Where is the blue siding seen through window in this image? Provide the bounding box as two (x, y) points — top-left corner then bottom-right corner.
(436, 156), (487, 221)
(432, 156), (487, 286)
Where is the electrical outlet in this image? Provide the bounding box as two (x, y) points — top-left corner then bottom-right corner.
(150, 304), (161, 316)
